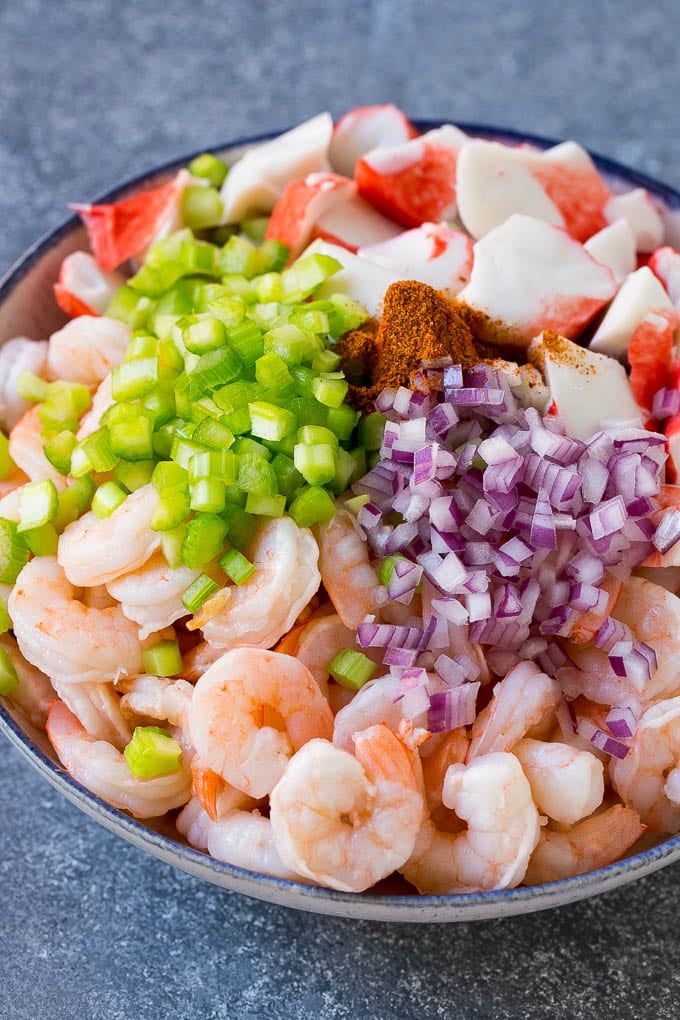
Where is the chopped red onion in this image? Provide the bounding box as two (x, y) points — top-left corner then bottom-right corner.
(652, 387), (680, 420)
(478, 435), (520, 465)
(589, 496), (626, 541)
(427, 683), (480, 733)
(427, 402), (459, 436)
(530, 490), (557, 550)
(357, 501), (382, 530)
(579, 457), (609, 504)
(566, 551), (605, 585)
(466, 591), (492, 622)
(653, 508), (680, 555)
(604, 705), (638, 739)
(577, 717), (630, 759)
(431, 597), (469, 624)
(383, 646), (420, 668)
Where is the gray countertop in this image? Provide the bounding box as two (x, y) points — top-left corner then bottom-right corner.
(1, 2), (680, 1017)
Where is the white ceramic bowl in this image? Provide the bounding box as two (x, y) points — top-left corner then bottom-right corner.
(2, 123), (680, 922)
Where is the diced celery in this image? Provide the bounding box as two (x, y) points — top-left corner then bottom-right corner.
(190, 477), (226, 513)
(182, 573), (220, 612)
(281, 253), (341, 302)
(0, 646), (19, 696)
(181, 185), (224, 230)
(150, 486), (190, 531)
(0, 519), (30, 583)
(293, 443), (336, 486)
(288, 486), (336, 528)
(219, 547), (256, 585)
(326, 404), (359, 442)
(17, 479), (58, 533)
(192, 418), (234, 451)
(23, 522), (58, 556)
(161, 526), (186, 569)
(109, 416), (154, 461)
(244, 492), (286, 517)
(218, 235), (258, 278)
(112, 358), (159, 401)
(248, 401), (297, 442)
(16, 370), (49, 403)
(312, 349), (341, 373)
(255, 352), (292, 390)
(328, 648), (376, 691)
(297, 424), (338, 449)
(115, 460), (156, 492)
(124, 725), (182, 775)
(188, 152), (229, 188)
(180, 513), (228, 568)
(43, 430), (76, 475)
(182, 315), (227, 355)
(311, 375), (349, 408)
(237, 453), (276, 494)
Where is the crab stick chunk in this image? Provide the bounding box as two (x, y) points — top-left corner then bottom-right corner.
(458, 214), (616, 346)
(590, 266), (675, 358)
(265, 173), (356, 259)
(584, 219), (636, 285)
(329, 104), (417, 177)
(530, 141), (610, 242)
(358, 222), (473, 295)
(219, 113), (333, 223)
(649, 246), (680, 306)
(456, 139), (610, 242)
(354, 125), (468, 228)
(529, 331), (641, 440)
(604, 189), (665, 253)
(303, 239), (401, 316)
(72, 169), (200, 272)
(626, 309), (677, 412)
(313, 195), (402, 252)
(53, 252), (124, 318)
(456, 141), (564, 240)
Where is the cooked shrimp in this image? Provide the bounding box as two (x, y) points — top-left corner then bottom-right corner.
(570, 573), (622, 644)
(422, 729), (470, 812)
(270, 724), (425, 892)
(207, 810), (303, 880)
(107, 553), (200, 639)
(610, 696), (680, 832)
(119, 674), (193, 730)
(9, 557), (143, 684)
(9, 406), (65, 486)
(514, 738), (604, 826)
(0, 486), (21, 522)
(46, 701), (191, 818)
(0, 336), (49, 431)
(562, 577), (680, 706)
(176, 797), (212, 851)
(51, 678), (132, 748)
(635, 565), (680, 596)
(182, 640), (222, 682)
(401, 752), (541, 894)
(77, 373), (113, 439)
(332, 674), (404, 752)
(201, 517), (320, 651)
(82, 585), (117, 610)
(316, 510), (379, 629)
(0, 633), (56, 730)
(58, 483), (160, 587)
(0, 466), (29, 500)
(46, 315), (130, 386)
(467, 662), (560, 759)
(189, 647), (334, 798)
(523, 806), (645, 884)
(190, 759), (257, 820)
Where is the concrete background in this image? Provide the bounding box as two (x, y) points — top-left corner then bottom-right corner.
(1, 1), (680, 1017)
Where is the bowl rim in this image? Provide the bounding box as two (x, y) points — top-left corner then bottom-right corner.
(2, 119), (680, 919)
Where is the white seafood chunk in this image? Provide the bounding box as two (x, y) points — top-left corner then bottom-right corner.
(458, 214), (616, 346)
(315, 195), (401, 250)
(220, 113), (333, 223)
(358, 222), (472, 294)
(456, 141), (564, 240)
(590, 266), (674, 358)
(584, 219), (636, 285)
(304, 239), (401, 316)
(529, 331), (641, 440)
(605, 189), (665, 253)
(649, 246), (680, 306)
(329, 104), (415, 177)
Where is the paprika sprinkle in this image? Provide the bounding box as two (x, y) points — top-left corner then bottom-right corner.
(339, 280), (480, 408)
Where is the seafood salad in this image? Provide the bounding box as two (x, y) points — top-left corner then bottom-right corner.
(4, 105), (680, 896)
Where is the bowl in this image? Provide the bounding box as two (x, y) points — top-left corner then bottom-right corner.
(2, 121), (680, 922)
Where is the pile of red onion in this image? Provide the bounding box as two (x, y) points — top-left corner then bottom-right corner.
(351, 360), (674, 752)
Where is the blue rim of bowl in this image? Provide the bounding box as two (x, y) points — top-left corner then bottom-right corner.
(2, 119), (680, 915)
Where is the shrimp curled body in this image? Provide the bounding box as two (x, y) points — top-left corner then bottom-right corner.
(270, 725), (425, 892)
(189, 647), (334, 799)
(9, 557), (143, 684)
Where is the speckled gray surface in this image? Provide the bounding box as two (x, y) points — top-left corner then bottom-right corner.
(2, 1), (680, 1017)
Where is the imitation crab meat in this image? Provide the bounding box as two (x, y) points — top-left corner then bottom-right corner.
(354, 125), (468, 228)
(265, 173), (356, 259)
(358, 222), (473, 295)
(219, 113), (333, 223)
(458, 214), (616, 345)
(589, 266), (675, 359)
(329, 104), (417, 178)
